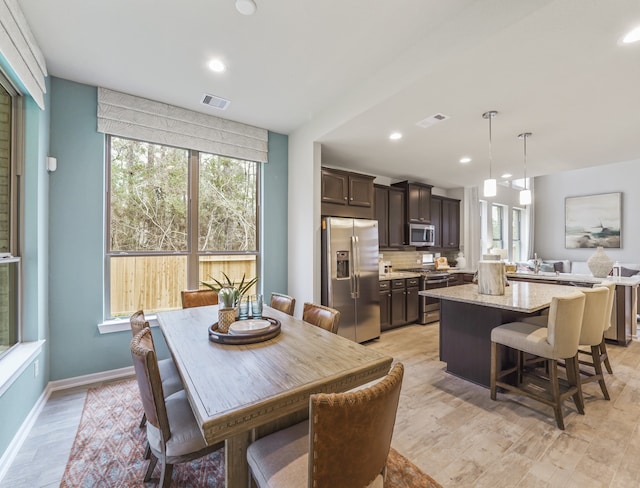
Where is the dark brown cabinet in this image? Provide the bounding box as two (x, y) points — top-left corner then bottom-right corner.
(405, 277), (420, 324)
(430, 195), (460, 250)
(379, 280), (391, 330)
(390, 280), (406, 327)
(321, 167), (374, 219)
(374, 185), (406, 249)
(382, 278), (419, 330)
(392, 181), (433, 223)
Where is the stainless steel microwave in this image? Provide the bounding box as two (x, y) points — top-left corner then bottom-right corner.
(409, 223), (435, 247)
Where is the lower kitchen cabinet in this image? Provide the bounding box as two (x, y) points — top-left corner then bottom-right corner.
(379, 280), (391, 329)
(381, 278), (419, 330)
(391, 280), (406, 327)
(405, 278), (420, 324)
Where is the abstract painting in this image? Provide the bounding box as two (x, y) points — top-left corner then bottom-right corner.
(565, 192), (621, 248)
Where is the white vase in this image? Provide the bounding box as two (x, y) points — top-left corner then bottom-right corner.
(456, 252), (466, 269)
(587, 246), (613, 278)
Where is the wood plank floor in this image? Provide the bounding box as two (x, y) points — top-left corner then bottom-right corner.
(2, 322), (640, 487)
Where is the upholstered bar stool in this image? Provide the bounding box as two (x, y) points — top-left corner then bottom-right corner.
(490, 292), (586, 430)
(595, 283), (616, 374)
(522, 286), (612, 400)
(270, 292), (296, 316)
(302, 302), (341, 334)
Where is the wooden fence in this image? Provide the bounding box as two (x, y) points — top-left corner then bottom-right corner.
(110, 255), (257, 317)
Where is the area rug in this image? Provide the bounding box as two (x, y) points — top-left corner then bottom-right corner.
(61, 379), (442, 487)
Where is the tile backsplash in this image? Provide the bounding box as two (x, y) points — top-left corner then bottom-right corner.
(380, 250), (460, 270)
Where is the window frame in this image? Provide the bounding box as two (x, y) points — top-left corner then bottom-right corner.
(104, 135), (261, 320)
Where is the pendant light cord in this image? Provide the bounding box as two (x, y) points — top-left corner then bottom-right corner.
(488, 115), (493, 180)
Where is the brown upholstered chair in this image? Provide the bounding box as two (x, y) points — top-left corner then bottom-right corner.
(247, 362), (404, 487)
(180, 289), (218, 309)
(302, 302), (341, 334)
(130, 311), (183, 429)
(130, 328), (224, 488)
(270, 292), (296, 316)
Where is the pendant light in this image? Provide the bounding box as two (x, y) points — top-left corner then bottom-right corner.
(518, 132), (532, 205)
(482, 111), (498, 197)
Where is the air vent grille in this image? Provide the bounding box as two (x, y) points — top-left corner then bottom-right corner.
(416, 113), (450, 128)
(201, 93), (230, 110)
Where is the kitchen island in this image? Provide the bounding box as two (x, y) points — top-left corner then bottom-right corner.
(420, 281), (582, 387)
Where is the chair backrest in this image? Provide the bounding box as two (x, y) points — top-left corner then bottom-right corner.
(547, 292), (586, 359)
(270, 292), (296, 316)
(309, 362), (404, 487)
(578, 286), (610, 346)
(302, 302), (341, 334)
(130, 309), (148, 336)
(594, 282), (616, 332)
(130, 328), (170, 441)
(181, 289), (219, 309)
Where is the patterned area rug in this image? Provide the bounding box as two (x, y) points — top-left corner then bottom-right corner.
(61, 379), (442, 487)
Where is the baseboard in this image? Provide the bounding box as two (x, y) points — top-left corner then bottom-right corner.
(0, 366), (135, 482)
(0, 384), (51, 482)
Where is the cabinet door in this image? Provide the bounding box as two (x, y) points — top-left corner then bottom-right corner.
(419, 186), (431, 222)
(379, 290), (391, 330)
(442, 199), (460, 248)
(388, 188), (405, 247)
(408, 184), (431, 222)
(321, 169), (348, 205)
(374, 185), (389, 248)
(430, 197), (442, 248)
(405, 286), (419, 323)
(349, 175), (374, 207)
(391, 288), (406, 326)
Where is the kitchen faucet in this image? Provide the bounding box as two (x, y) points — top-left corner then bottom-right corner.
(533, 253), (541, 274)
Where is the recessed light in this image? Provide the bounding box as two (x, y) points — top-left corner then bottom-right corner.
(389, 132), (402, 140)
(208, 59), (226, 73)
(459, 157), (471, 164)
(622, 26), (640, 44)
(501, 173), (512, 179)
(236, 0), (257, 15)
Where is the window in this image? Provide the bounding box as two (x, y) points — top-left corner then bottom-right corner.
(491, 204), (505, 250)
(0, 73), (22, 359)
(512, 208), (522, 262)
(106, 136), (259, 319)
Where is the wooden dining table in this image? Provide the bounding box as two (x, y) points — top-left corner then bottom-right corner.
(156, 304), (393, 488)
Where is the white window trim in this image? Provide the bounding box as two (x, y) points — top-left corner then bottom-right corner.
(98, 315), (159, 334)
(0, 340), (45, 397)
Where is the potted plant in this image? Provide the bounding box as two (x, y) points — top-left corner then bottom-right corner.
(202, 272), (258, 308)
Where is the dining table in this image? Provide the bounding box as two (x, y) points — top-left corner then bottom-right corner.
(156, 304), (393, 488)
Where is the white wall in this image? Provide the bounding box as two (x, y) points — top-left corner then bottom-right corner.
(533, 158), (640, 263)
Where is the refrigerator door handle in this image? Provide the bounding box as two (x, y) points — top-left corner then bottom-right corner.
(350, 235), (357, 299)
(354, 235), (360, 298)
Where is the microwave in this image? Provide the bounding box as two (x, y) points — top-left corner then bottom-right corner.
(409, 223), (435, 247)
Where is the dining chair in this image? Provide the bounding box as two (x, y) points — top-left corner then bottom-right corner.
(129, 310), (183, 429)
(247, 362), (404, 487)
(270, 292), (296, 316)
(521, 286), (612, 400)
(130, 327), (224, 488)
(302, 302), (341, 334)
(181, 289), (219, 308)
(490, 292), (586, 430)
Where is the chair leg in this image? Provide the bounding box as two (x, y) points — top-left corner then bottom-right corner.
(565, 354), (585, 415)
(144, 442), (151, 460)
(144, 453), (158, 482)
(548, 360), (565, 430)
(139, 412), (147, 429)
(591, 345), (610, 400)
(490, 341), (498, 400)
(160, 462), (174, 488)
(599, 338), (613, 374)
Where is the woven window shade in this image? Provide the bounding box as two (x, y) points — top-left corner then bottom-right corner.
(0, 0), (47, 109)
(97, 88), (268, 163)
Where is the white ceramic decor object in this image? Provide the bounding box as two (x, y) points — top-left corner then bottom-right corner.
(587, 246), (614, 278)
(477, 260), (505, 295)
(456, 252), (466, 269)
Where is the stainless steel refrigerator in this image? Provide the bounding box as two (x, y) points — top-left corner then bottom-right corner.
(321, 217), (381, 343)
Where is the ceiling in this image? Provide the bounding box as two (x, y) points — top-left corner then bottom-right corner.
(19, 0), (640, 189)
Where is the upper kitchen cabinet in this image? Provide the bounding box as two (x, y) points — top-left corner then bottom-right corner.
(392, 181), (433, 223)
(321, 167), (375, 219)
(431, 195), (460, 249)
(374, 184), (405, 249)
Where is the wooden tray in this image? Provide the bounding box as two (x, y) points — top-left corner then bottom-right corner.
(208, 316), (281, 345)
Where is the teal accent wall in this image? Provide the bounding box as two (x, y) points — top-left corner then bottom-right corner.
(262, 132), (288, 299)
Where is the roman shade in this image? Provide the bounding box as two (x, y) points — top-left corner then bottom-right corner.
(97, 87), (268, 163)
(0, 0), (47, 109)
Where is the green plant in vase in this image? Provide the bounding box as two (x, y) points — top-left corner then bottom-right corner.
(202, 272), (258, 308)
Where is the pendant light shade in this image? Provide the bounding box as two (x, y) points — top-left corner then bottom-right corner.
(482, 111), (498, 197)
(518, 132), (532, 205)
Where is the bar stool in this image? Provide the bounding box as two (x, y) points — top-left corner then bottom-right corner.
(490, 292), (586, 430)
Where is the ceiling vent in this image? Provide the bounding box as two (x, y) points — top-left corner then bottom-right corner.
(415, 113), (450, 128)
(201, 93), (230, 110)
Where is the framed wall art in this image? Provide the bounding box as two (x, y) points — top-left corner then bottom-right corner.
(565, 192), (621, 249)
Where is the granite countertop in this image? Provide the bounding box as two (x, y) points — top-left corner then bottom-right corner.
(419, 281), (586, 313)
(379, 271), (421, 280)
(507, 271), (640, 287)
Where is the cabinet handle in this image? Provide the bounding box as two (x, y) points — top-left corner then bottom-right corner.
(350, 197), (353, 200)
(344, 196), (348, 200)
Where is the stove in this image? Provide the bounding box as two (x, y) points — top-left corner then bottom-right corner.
(399, 268), (452, 324)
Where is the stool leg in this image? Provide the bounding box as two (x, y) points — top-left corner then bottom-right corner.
(599, 338), (613, 374)
(490, 341), (498, 400)
(549, 360), (565, 430)
(565, 354), (585, 415)
(591, 345), (610, 400)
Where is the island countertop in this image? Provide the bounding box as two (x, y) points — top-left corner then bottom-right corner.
(506, 271), (640, 287)
(420, 281), (584, 313)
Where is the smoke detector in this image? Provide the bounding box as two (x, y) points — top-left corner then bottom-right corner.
(201, 94), (230, 110)
(415, 113), (450, 128)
